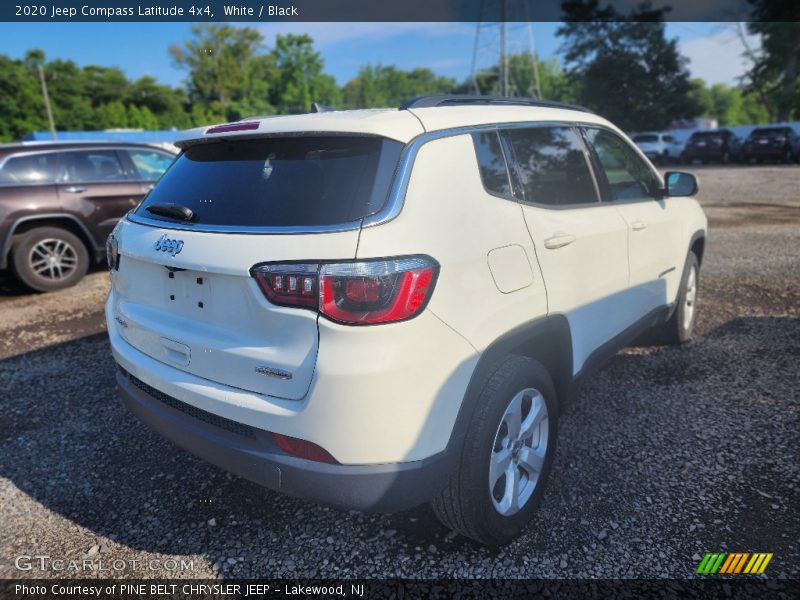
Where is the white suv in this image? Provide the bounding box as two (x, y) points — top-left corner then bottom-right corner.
(106, 96), (707, 545)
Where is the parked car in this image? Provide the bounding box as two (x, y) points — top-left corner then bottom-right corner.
(631, 131), (683, 164)
(0, 142), (175, 291)
(106, 95), (707, 545)
(681, 129), (741, 164)
(740, 126), (800, 164)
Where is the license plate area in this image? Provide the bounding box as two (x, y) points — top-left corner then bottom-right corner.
(164, 267), (211, 313)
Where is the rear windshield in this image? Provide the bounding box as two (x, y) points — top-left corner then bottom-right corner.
(750, 128), (789, 138)
(136, 136), (403, 227)
(632, 134), (659, 143)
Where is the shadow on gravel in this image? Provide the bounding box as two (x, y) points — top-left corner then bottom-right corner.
(1, 316), (798, 577)
(0, 263), (107, 298)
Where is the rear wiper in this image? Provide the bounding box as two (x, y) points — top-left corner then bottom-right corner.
(145, 202), (196, 222)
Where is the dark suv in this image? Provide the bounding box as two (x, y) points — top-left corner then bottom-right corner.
(741, 127), (800, 164)
(0, 142), (175, 291)
(681, 129), (740, 164)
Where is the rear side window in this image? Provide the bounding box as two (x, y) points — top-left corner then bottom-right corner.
(126, 149), (174, 180)
(584, 128), (658, 201)
(503, 126), (598, 207)
(472, 131), (512, 197)
(137, 136), (403, 227)
(62, 150), (127, 183)
(0, 153), (59, 184)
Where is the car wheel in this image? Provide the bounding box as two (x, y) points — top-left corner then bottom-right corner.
(652, 252), (699, 345)
(432, 355), (558, 546)
(10, 227), (90, 292)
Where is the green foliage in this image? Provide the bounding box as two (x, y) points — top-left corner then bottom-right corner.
(557, 1), (701, 131)
(743, 2), (800, 122)
(458, 54), (579, 103)
(688, 78), (770, 126)
(0, 49), (203, 142)
(169, 24), (270, 120)
(343, 65), (455, 108)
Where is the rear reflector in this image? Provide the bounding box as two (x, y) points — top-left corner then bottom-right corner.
(206, 121), (260, 134)
(252, 256), (439, 325)
(272, 433), (338, 464)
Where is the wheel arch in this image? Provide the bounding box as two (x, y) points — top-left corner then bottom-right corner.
(445, 315), (573, 454)
(689, 230), (706, 266)
(1, 214), (100, 269)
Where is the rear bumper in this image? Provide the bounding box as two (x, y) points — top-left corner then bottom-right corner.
(117, 368), (456, 512)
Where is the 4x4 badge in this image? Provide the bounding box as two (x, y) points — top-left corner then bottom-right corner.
(154, 234), (184, 257)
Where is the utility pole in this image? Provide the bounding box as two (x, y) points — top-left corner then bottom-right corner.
(470, 0), (543, 99)
(37, 65), (57, 141)
(500, 2), (508, 96)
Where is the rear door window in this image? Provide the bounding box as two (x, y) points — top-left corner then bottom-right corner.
(472, 131), (513, 198)
(125, 149), (175, 180)
(503, 126), (598, 207)
(61, 150), (127, 183)
(0, 152), (59, 184)
(136, 136), (403, 227)
(584, 128), (658, 201)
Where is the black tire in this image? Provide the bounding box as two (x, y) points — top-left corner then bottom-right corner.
(432, 355), (558, 546)
(10, 227), (89, 292)
(652, 252), (699, 345)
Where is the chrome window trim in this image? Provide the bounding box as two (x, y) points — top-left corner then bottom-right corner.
(126, 119), (607, 234)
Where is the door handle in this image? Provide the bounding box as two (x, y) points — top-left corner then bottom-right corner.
(544, 233), (576, 250)
(63, 186), (86, 193)
(632, 220), (649, 231)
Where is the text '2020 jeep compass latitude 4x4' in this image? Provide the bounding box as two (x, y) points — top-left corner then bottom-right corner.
(106, 96), (707, 545)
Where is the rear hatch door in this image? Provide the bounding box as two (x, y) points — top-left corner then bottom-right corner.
(109, 134), (405, 400)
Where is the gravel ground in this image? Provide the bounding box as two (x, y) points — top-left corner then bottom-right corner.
(0, 166), (798, 580)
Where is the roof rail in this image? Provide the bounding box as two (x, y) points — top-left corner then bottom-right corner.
(400, 94), (593, 114)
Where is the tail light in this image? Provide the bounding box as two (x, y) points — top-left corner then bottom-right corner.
(252, 256), (439, 325)
(106, 234), (119, 271)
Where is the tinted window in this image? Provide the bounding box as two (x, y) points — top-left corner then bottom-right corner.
(504, 127), (597, 206)
(0, 152), (59, 184)
(62, 150), (126, 182)
(137, 136), (403, 227)
(126, 149), (174, 180)
(663, 135), (675, 143)
(633, 134), (659, 143)
(472, 131), (512, 197)
(585, 128), (657, 201)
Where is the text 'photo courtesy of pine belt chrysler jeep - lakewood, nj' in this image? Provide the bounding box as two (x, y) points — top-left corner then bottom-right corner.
(105, 95), (707, 545)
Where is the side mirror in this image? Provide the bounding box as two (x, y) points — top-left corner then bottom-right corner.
(664, 171), (698, 197)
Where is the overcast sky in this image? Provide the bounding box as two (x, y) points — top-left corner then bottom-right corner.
(0, 22), (759, 88)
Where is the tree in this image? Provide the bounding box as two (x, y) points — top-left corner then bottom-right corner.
(742, 1), (800, 122)
(460, 54), (579, 103)
(0, 53), (46, 141)
(170, 24), (270, 120)
(269, 34), (341, 113)
(343, 65), (455, 108)
(557, 0), (701, 131)
(688, 78), (769, 126)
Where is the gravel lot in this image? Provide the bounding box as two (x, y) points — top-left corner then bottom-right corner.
(0, 165), (798, 580)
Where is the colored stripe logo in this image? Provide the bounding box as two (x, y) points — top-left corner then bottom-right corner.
(697, 552), (773, 574)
